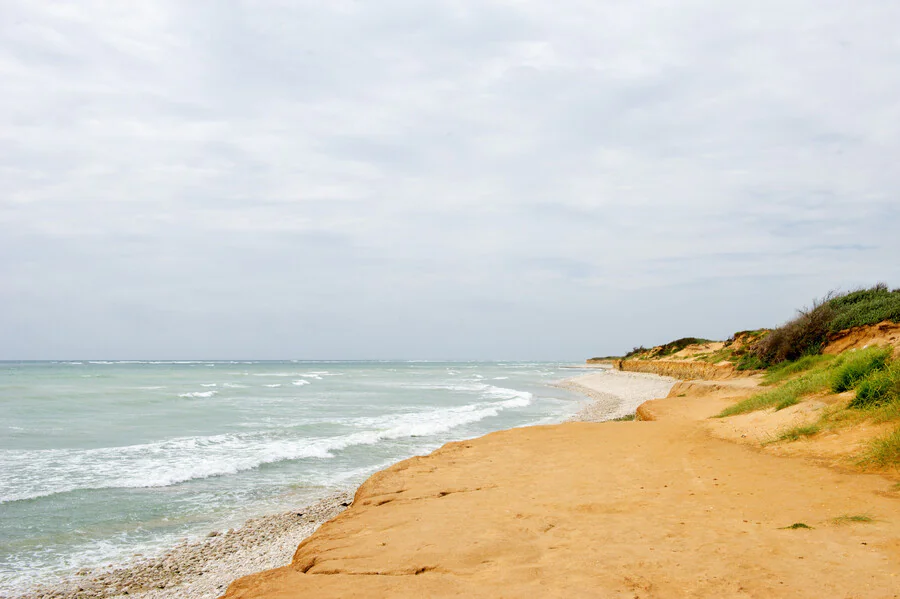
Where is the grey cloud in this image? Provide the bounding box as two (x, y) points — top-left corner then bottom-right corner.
(2, 0), (900, 359)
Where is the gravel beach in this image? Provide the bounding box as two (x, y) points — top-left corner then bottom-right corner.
(6, 492), (352, 599)
(557, 369), (677, 422)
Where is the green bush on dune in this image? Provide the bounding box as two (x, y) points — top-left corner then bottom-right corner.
(828, 285), (900, 332)
(850, 361), (900, 409)
(830, 347), (892, 393)
(716, 347), (895, 417)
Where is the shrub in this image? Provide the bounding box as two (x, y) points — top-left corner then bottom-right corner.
(749, 298), (834, 367)
(624, 346), (648, 358)
(830, 347), (891, 393)
(828, 284), (900, 332)
(743, 285), (900, 368)
(850, 360), (900, 408)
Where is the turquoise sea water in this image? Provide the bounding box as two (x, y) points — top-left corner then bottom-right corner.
(0, 360), (587, 592)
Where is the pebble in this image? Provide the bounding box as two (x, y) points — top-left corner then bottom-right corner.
(6, 492), (352, 599)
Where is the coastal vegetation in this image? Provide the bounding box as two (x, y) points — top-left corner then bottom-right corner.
(744, 284), (900, 368)
(612, 283), (900, 469)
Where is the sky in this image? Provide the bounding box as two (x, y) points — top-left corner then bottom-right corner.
(2, 1), (899, 360)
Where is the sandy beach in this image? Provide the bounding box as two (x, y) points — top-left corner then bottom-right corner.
(9, 369), (670, 599)
(220, 370), (900, 598)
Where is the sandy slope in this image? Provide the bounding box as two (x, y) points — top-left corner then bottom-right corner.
(223, 373), (900, 598)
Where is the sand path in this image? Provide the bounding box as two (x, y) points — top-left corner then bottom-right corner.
(224, 372), (900, 598)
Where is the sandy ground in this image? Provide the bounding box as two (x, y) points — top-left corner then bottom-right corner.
(223, 373), (900, 598)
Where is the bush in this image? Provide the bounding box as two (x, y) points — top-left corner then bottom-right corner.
(624, 346), (648, 358)
(749, 298), (834, 367)
(850, 361), (900, 408)
(744, 285), (900, 368)
(831, 347), (891, 393)
(827, 284), (900, 332)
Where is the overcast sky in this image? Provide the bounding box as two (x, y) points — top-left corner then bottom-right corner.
(2, 1), (899, 360)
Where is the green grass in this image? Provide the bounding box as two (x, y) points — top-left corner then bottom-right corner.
(860, 425), (900, 468)
(850, 360), (900, 409)
(780, 522), (813, 529)
(830, 514), (875, 525)
(777, 423), (821, 442)
(762, 354), (836, 386)
(831, 347), (892, 393)
(736, 353), (765, 371)
(716, 368), (832, 417)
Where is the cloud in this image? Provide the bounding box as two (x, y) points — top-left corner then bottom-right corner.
(1, 0), (899, 359)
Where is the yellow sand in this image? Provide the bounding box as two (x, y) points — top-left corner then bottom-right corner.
(223, 378), (900, 598)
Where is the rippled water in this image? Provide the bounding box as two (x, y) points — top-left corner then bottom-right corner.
(0, 360), (587, 592)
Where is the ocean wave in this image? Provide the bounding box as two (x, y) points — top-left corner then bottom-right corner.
(0, 387), (534, 504)
(223, 383), (248, 388)
(263, 383), (282, 388)
(177, 391), (217, 398)
(200, 383), (217, 388)
(292, 380), (310, 386)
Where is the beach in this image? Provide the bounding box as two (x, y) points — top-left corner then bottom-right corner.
(221, 369), (900, 598)
(6, 368), (674, 599)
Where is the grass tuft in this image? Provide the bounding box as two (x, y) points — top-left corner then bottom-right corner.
(850, 360), (900, 409)
(612, 413), (636, 422)
(860, 425), (900, 468)
(777, 423), (821, 442)
(780, 522), (813, 529)
(716, 368), (832, 417)
(830, 347), (891, 393)
(830, 514), (875, 525)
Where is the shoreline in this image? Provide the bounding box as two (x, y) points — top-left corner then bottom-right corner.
(8, 370), (667, 599)
(220, 367), (900, 598)
(556, 369), (677, 422)
(7, 492), (352, 599)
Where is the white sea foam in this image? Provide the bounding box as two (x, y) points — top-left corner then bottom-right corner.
(292, 380), (310, 386)
(200, 383), (217, 388)
(223, 383), (248, 388)
(177, 391), (217, 398)
(264, 383), (282, 388)
(0, 385), (535, 505)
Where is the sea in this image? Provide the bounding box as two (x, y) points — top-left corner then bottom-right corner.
(0, 360), (594, 593)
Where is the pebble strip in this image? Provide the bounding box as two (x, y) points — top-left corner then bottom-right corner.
(6, 491), (353, 599)
(556, 370), (677, 422)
